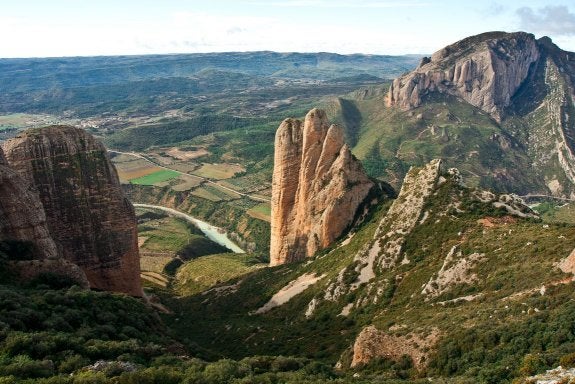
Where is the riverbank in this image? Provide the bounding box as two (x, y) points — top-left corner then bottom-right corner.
(133, 203), (245, 253)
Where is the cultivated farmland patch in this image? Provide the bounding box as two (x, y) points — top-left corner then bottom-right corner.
(130, 169), (180, 185)
(191, 163), (246, 179)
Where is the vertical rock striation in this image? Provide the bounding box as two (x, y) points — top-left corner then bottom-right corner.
(2, 126), (142, 296)
(0, 147), (59, 260)
(387, 31), (540, 122)
(270, 109), (374, 266)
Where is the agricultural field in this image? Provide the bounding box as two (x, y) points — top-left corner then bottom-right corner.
(165, 146), (210, 160)
(171, 174), (204, 191)
(191, 163), (245, 179)
(136, 208), (233, 286)
(137, 211), (194, 255)
(112, 155), (163, 182)
(191, 183), (243, 202)
(0, 113), (75, 129)
(129, 169), (180, 185)
(147, 152), (176, 166)
(166, 162), (199, 173)
(247, 203), (271, 222)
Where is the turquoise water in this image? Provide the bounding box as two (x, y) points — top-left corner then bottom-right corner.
(133, 203), (245, 253)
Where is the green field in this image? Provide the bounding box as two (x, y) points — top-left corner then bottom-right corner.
(534, 201), (575, 224)
(247, 203), (271, 222)
(129, 169), (180, 185)
(173, 253), (264, 296)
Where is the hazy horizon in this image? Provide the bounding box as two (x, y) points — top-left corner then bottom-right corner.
(2, 0), (575, 59)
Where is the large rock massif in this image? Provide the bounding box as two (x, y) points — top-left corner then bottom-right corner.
(2, 126), (142, 296)
(270, 109), (374, 266)
(387, 31), (540, 122)
(385, 31), (575, 198)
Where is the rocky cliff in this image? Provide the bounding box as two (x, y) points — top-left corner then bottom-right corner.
(387, 32), (540, 120)
(387, 31), (540, 122)
(513, 36), (575, 198)
(2, 126), (142, 296)
(0, 147), (59, 260)
(384, 31), (575, 198)
(270, 109), (375, 266)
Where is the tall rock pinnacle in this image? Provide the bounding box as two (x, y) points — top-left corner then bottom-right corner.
(2, 126), (142, 296)
(270, 109), (374, 266)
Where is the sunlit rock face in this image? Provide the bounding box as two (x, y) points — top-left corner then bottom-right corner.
(270, 109), (374, 266)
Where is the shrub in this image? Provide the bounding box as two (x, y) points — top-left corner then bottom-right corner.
(28, 273), (79, 290)
(559, 352), (575, 368)
(58, 354), (89, 374)
(202, 359), (249, 383)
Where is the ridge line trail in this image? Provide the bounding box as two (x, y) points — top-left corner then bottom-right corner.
(519, 194), (575, 203)
(109, 150), (270, 203)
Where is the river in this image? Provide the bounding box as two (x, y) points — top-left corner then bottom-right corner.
(133, 203), (245, 254)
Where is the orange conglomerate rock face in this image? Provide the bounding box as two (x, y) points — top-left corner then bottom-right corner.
(270, 109), (374, 266)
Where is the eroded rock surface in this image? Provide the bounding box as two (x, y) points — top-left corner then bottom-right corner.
(351, 325), (439, 369)
(270, 109), (374, 265)
(387, 31), (540, 121)
(3, 126), (142, 296)
(0, 147), (59, 260)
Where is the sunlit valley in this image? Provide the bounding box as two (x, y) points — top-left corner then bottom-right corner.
(1, 6), (575, 383)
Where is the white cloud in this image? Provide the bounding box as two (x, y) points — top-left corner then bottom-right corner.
(517, 5), (575, 36)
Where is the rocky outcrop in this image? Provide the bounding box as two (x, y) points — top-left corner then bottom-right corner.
(0, 147), (59, 260)
(2, 126), (142, 296)
(323, 160), (445, 304)
(386, 31), (575, 198)
(520, 366), (575, 384)
(9, 259), (90, 288)
(371, 159), (444, 268)
(270, 109), (374, 266)
(350, 325), (439, 369)
(387, 32), (540, 121)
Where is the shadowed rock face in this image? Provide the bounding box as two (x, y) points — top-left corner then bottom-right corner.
(387, 31), (540, 122)
(2, 126), (142, 296)
(0, 147), (59, 260)
(270, 109), (374, 266)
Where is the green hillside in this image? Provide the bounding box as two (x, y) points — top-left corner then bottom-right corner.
(161, 165), (575, 383)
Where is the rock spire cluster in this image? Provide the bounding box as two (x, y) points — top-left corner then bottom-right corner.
(270, 109), (374, 266)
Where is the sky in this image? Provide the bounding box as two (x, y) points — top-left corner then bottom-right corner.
(1, 0), (575, 58)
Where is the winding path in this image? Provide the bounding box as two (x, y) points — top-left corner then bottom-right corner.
(519, 194), (575, 203)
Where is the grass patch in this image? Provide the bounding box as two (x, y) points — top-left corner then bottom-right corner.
(534, 202), (575, 224)
(138, 216), (194, 253)
(129, 169), (180, 185)
(192, 163), (245, 179)
(247, 203), (271, 222)
(173, 253), (264, 296)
